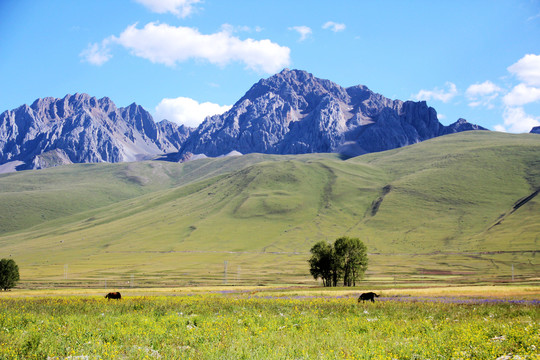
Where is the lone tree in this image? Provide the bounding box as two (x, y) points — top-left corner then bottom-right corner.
(308, 237), (368, 287)
(0, 258), (20, 291)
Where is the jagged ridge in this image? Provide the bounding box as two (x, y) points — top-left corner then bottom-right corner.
(0, 69), (488, 171)
(178, 69), (486, 158)
(0, 93), (192, 170)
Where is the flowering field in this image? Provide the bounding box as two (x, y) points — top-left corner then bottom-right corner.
(0, 292), (538, 359)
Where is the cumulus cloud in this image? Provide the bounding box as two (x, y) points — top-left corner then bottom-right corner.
(322, 21), (346, 32)
(501, 54), (540, 107)
(495, 106), (540, 133)
(466, 81), (502, 97)
(154, 97), (231, 127)
(134, 0), (201, 17)
(465, 81), (502, 108)
(507, 54), (540, 86)
(412, 82), (458, 103)
(109, 22), (290, 73)
(503, 83), (540, 106)
(493, 54), (540, 133)
(289, 26), (312, 41)
(79, 40), (113, 65)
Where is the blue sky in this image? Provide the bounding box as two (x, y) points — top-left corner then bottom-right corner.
(1, 0), (540, 132)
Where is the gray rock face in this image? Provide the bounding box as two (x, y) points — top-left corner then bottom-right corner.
(179, 69), (486, 158)
(0, 93), (193, 170)
(531, 126), (540, 134)
(0, 69), (488, 171)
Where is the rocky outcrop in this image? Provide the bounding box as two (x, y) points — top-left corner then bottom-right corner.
(0, 93), (193, 170)
(178, 69), (486, 158)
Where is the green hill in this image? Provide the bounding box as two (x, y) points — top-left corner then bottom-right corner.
(0, 131), (538, 287)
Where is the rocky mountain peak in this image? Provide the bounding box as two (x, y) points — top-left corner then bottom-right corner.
(0, 94), (192, 171)
(26, 93), (120, 124)
(177, 69), (486, 159)
(239, 69), (349, 110)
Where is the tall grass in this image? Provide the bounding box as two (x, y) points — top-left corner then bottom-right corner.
(0, 292), (537, 359)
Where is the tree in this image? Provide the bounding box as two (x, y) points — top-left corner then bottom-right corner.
(308, 237), (368, 287)
(0, 258), (20, 291)
(333, 237), (368, 287)
(308, 241), (336, 287)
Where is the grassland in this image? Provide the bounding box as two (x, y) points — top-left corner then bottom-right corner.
(0, 287), (538, 359)
(0, 131), (538, 287)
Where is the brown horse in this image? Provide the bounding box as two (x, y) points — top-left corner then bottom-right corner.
(358, 292), (380, 303)
(105, 292), (121, 300)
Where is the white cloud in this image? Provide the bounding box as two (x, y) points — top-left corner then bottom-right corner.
(154, 97), (231, 127)
(289, 26), (312, 41)
(495, 106), (540, 133)
(465, 81), (502, 108)
(503, 83), (540, 106)
(322, 21), (346, 32)
(412, 82), (458, 103)
(220, 24), (260, 34)
(112, 22), (291, 73)
(462, 54), (540, 133)
(134, 0), (201, 17)
(507, 54), (540, 86)
(466, 81), (502, 97)
(79, 40), (112, 66)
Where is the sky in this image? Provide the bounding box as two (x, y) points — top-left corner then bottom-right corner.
(1, 0), (540, 133)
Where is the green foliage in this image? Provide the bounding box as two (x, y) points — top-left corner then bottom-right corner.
(334, 236), (368, 286)
(309, 237), (368, 286)
(308, 241), (336, 287)
(0, 258), (20, 290)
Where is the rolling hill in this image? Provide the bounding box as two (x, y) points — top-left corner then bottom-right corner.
(0, 131), (538, 287)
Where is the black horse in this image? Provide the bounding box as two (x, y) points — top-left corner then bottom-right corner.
(358, 292), (380, 303)
(105, 292), (122, 300)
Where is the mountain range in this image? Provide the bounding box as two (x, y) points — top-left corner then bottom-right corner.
(0, 68), (525, 173)
(175, 69), (486, 159)
(0, 93), (192, 172)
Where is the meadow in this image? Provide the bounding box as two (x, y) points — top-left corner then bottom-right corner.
(0, 287), (538, 359)
(0, 132), (539, 287)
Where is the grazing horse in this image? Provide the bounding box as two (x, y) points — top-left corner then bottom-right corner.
(105, 292), (121, 300)
(358, 292), (379, 303)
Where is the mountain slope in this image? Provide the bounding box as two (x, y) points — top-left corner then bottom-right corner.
(178, 69), (485, 158)
(0, 131), (538, 286)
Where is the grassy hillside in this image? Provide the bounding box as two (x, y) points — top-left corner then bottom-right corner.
(0, 153), (337, 234)
(0, 131), (538, 287)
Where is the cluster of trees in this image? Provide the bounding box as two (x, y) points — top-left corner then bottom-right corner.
(0, 259), (20, 291)
(308, 237), (368, 287)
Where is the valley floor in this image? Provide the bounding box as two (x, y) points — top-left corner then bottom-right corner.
(0, 286), (538, 359)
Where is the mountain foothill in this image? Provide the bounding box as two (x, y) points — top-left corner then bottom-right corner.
(1, 69), (538, 285)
